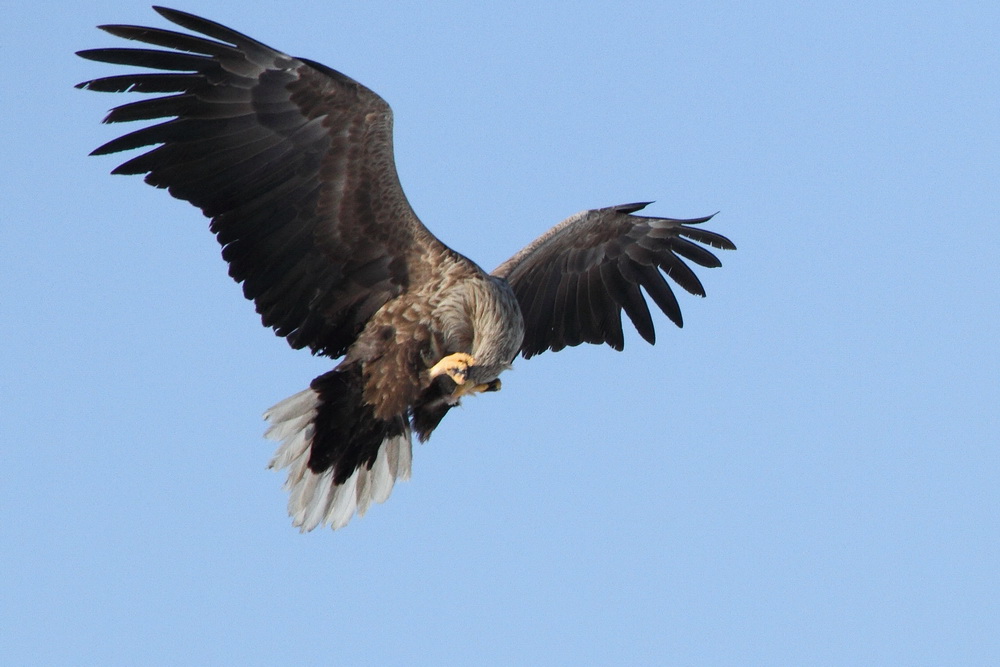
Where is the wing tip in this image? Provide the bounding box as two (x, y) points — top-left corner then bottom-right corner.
(151, 6), (186, 23)
(75, 48), (107, 64)
(613, 201), (654, 215)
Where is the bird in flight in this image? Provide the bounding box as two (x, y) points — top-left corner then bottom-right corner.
(78, 7), (735, 531)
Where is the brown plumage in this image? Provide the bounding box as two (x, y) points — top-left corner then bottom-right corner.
(78, 7), (735, 531)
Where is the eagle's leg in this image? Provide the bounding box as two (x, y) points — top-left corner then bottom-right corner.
(428, 352), (476, 385)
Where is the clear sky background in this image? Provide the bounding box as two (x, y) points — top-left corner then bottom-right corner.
(3, 1), (998, 664)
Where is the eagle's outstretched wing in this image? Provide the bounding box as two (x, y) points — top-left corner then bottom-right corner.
(493, 202), (735, 358)
(77, 6), (449, 359)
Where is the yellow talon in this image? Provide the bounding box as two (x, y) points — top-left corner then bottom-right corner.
(429, 352), (476, 385)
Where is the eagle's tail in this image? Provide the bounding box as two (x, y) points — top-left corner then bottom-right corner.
(263, 365), (411, 532)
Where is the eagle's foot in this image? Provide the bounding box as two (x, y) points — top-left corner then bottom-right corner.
(429, 352), (476, 386)
(454, 378), (502, 398)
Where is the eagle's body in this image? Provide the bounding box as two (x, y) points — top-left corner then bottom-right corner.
(79, 7), (735, 531)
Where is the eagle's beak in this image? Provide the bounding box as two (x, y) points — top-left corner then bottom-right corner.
(454, 378), (501, 397)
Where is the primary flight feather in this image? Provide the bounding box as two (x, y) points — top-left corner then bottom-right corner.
(78, 7), (735, 531)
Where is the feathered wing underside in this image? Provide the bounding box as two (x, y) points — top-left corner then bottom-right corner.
(77, 6), (452, 358)
(494, 202), (735, 358)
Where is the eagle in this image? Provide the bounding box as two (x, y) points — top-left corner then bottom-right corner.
(78, 7), (735, 531)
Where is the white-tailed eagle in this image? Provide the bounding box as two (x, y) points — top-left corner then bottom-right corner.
(78, 7), (735, 531)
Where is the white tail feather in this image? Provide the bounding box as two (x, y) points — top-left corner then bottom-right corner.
(264, 387), (413, 532)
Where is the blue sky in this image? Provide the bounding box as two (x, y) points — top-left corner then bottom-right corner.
(3, 1), (998, 664)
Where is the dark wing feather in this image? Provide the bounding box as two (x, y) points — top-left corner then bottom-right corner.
(78, 7), (452, 358)
(494, 202), (735, 358)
